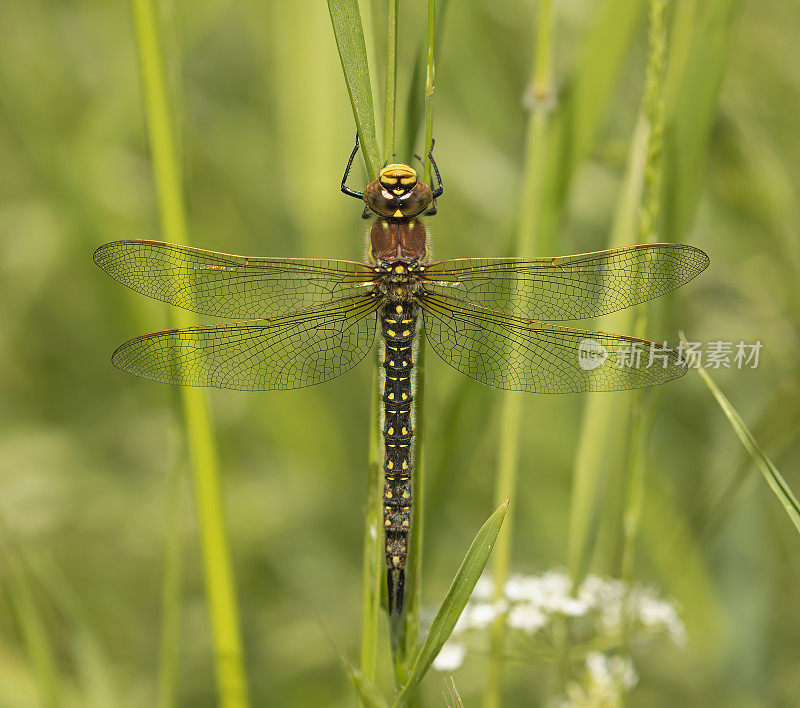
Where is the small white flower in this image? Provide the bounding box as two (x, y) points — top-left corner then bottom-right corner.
(433, 642), (466, 672)
(635, 592), (687, 646)
(507, 604), (547, 634)
(551, 595), (590, 617)
(504, 573), (542, 602)
(472, 574), (495, 600)
(586, 651), (638, 692)
(456, 600), (506, 633)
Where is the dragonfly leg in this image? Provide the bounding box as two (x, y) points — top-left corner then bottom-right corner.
(428, 138), (444, 199)
(422, 139), (443, 215)
(341, 131), (364, 200)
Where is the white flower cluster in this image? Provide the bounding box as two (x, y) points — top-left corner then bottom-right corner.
(432, 569), (685, 672)
(559, 652), (639, 707)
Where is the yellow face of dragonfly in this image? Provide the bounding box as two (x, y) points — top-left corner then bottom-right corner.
(365, 164), (432, 220)
(379, 164), (418, 196)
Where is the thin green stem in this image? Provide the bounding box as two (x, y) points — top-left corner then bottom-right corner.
(130, 2), (249, 706)
(423, 0), (436, 185)
(359, 346), (384, 693)
(619, 0), (668, 589)
(394, 0), (436, 679)
(485, 2), (555, 706)
(383, 0), (398, 161)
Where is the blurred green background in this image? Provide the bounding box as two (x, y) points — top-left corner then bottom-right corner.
(1, 0), (799, 705)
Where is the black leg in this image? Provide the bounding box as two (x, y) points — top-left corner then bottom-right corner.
(341, 131), (364, 200)
(428, 138), (444, 199)
(361, 205), (372, 220)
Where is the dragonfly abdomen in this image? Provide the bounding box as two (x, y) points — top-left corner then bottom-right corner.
(380, 298), (417, 615)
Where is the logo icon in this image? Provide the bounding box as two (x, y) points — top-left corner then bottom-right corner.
(578, 338), (608, 371)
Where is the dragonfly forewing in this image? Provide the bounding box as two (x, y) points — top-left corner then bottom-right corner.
(422, 243), (708, 322)
(94, 240), (378, 319)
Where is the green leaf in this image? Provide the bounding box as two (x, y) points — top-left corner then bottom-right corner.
(327, 0), (381, 178)
(685, 335), (800, 535)
(391, 500), (510, 706)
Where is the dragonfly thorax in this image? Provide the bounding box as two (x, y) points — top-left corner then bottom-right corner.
(375, 262), (424, 302)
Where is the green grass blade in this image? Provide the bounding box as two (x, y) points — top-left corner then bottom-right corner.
(383, 0), (398, 160)
(423, 0), (436, 185)
(398, 0), (449, 162)
(393, 2), (437, 682)
(683, 334), (800, 534)
(328, 0), (381, 177)
(360, 346), (384, 689)
(130, 2), (249, 706)
(391, 500), (510, 707)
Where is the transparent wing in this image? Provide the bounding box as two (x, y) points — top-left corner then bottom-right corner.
(94, 240), (378, 318)
(422, 243), (708, 321)
(112, 295), (380, 391)
(417, 292), (686, 393)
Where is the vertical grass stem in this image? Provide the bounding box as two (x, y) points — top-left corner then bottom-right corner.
(130, 2), (250, 705)
(485, 2), (555, 706)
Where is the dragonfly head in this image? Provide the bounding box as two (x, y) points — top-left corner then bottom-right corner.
(379, 164), (418, 196)
(364, 164), (433, 219)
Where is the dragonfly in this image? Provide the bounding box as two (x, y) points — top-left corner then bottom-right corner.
(94, 134), (709, 614)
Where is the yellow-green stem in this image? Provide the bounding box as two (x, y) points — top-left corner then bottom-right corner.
(486, 3), (555, 707)
(423, 0), (436, 185)
(130, 2), (249, 706)
(619, 0), (668, 647)
(383, 0), (398, 161)
(398, 0), (436, 671)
